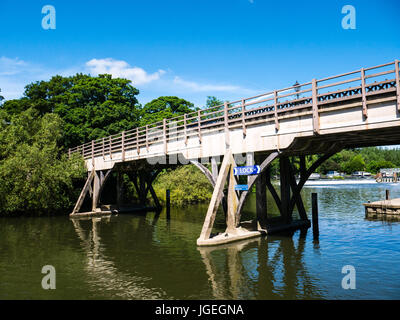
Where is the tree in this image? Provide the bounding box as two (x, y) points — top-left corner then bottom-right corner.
(205, 96), (223, 109)
(367, 160), (395, 174)
(0, 108), (86, 215)
(2, 74), (141, 148)
(342, 154), (365, 174)
(139, 96), (196, 126)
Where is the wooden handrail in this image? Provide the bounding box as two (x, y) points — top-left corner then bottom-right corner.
(69, 60), (399, 160)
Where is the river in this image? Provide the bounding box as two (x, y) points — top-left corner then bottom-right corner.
(1, 182), (400, 300)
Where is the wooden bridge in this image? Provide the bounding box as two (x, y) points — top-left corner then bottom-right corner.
(69, 59), (400, 246)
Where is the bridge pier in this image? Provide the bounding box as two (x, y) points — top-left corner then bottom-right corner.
(70, 163), (163, 218)
(196, 149), (339, 246)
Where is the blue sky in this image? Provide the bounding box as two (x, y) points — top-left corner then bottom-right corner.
(0, 0), (399, 108)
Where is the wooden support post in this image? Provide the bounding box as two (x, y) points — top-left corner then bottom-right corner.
(312, 193), (319, 236)
(312, 78), (320, 135)
(256, 169), (267, 229)
(139, 172), (147, 204)
(224, 102), (230, 148)
(198, 149), (233, 241)
(395, 59), (400, 111)
(241, 99), (247, 137)
(386, 189), (390, 200)
(117, 171), (124, 209)
(146, 125), (149, 152)
(166, 189), (171, 219)
(280, 157), (291, 224)
(246, 152), (254, 185)
(137, 127), (140, 155)
(361, 67), (368, 118)
(266, 166), (282, 215)
(163, 119), (167, 154)
(211, 157), (218, 182)
(91, 140), (95, 169)
(102, 137), (105, 159)
(183, 114), (188, 145)
(109, 136), (112, 159)
(121, 131), (125, 161)
(274, 90), (279, 131)
(71, 170), (95, 215)
(198, 110), (202, 144)
(148, 184), (161, 210)
(92, 171), (100, 212)
(226, 161), (239, 232)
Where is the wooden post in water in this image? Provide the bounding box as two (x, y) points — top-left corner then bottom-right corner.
(312, 193), (319, 237)
(166, 189), (171, 219)
(386, 189), (390, 200)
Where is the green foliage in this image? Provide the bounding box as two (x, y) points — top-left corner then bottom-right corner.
(205, 96), (223, 109)
(153, 165), (213, 206)
(2, 74), (141, 148)
(317, 147), (400, 174)
(139, 96), (196, 126)
(0, 108), (86, 215)
(341, 154), (365, 174)
(366, 160), (395, 174)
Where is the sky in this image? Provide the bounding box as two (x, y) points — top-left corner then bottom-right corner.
(0, 0), (399, 108)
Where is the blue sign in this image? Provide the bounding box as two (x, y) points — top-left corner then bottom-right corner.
(233, 165), (260, 176)
(235, 184), (249, 191)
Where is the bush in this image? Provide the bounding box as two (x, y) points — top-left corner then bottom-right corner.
(0, 108), (86, 215)
(153, 165), (213, 206)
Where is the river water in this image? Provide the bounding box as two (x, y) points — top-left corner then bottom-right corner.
(1, 181), (400, 300)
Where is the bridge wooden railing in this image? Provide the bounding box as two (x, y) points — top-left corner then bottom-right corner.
(69, 59), (400, 161)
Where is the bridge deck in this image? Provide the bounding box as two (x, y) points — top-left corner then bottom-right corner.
(69, 60), (400, 170)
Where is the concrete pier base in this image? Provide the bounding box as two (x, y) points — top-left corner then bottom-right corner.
(196, 219), (310, 246)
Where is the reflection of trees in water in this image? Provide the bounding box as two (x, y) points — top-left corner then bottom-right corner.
(199, 230), (324, 299)
(71, 217), (168, 299)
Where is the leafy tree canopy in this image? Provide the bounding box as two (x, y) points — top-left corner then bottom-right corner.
(0, 108), (86, 215)
(139, 96), (196, 126)
(205, 96), (223, 109)
(2, 74), (141, 148)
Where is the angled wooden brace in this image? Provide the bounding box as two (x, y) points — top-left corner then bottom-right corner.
(70, 170), (95, 215)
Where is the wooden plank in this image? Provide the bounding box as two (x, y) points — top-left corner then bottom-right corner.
(121, 131), (125, 161)
(136, 127), (140, 155)
(163, 119), (167, 154)
(184, 114), (188, 145)
(395, 59), (400, 111)
(241, 99), (246, 136)
(312, 79), (320, 134)
(274, 90), (279, 131)
(361, 68), (368, 118)
(224, 102), (230, 147)
(198, 110), (202, 143)
(198, 149), (233, 241)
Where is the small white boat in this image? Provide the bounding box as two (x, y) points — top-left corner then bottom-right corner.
(309, 173), (321, 180)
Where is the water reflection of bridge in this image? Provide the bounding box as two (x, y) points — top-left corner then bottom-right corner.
(71, 214), (323, 299)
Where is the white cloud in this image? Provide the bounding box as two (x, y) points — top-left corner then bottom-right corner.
(0, 56), (28, 76)
(86, 58), (166, 85)
(173, 76), (242, 92)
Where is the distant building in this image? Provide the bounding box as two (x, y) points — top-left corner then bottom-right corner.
(377, 168), (400, 183)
